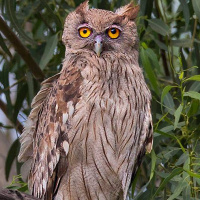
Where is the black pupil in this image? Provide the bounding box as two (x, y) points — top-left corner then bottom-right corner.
(111, 28), (117, 34)
(83, 29), (87, 34)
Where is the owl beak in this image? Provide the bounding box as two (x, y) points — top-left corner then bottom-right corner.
(94, 35), (103, 57)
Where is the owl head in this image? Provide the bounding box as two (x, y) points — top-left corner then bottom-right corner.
(62, 1), (139, 57)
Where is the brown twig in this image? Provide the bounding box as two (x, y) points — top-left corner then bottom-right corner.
(0, 16), (45, 81)
(0, 99), (23, 134)
(0, 188), (39, 200)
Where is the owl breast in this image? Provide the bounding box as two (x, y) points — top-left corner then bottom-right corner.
(55, 53), (149, 200)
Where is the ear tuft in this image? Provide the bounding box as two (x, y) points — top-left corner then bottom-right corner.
(115, 2), (139, 21)
(75, 0), (89, 14)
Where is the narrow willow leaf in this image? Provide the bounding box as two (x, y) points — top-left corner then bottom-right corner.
(156, 130), (186, 153)
(183, 185), (191, 200)
(192, 0), (200, 22)
(140, 47), (159, 96)
(184, 91), (200, 100)
(39, 34), (58, 70)
(161, 85), (175, 106)
(163, 93), (175, 115)
(152, 168), (183, 198)
(13, 83), (28, 123)
(150, 150), (156, 179)
(6, 0), (36, 45)
(184, 75), (200, 82)
(145, 48), (162, 74)
(171, 39), (192, 47)
(179, 71), (184, 80)
(180, 0), (190, 30)
(175, 152), (189, 166)
(27, 72), (34, 104)
(184, 169), (200, 178)
(154, 38), (168, 51)
(188, 99), (199, 117)
(5, 139), (20, 180)
(0, 33), (12, 58)
(40, 0), (62, 30)
(189, 81), (200, 92)
(167, 180), (188, 200)
(174, 104), (183, 130)
(147, 19), (170, 36)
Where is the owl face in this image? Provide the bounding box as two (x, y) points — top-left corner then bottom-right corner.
(62, 1), (139, 56)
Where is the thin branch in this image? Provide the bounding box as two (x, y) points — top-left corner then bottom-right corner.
(0, 99), (23, 134)
(0, 188), (39, 200)
(0, 16), (45, 81)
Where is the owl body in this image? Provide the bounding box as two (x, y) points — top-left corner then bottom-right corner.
(18, 2), (153, 200)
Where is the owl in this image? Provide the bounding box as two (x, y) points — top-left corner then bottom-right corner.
(18, 1), (153, 200)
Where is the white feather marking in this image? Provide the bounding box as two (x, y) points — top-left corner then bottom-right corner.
(67, 101), (74, 116)
(42, 179), (47, 190)
(62, 112), (68, 124)
(62, 141), (69, 155)
(55, 104), (58, 112)
(49, 161), (53, 173)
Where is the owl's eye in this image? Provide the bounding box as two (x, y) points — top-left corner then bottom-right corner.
(79, 27), (92, 38)
(107, 28), (120, 39)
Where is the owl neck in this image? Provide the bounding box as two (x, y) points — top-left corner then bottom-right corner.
(63, 50), (141, 82)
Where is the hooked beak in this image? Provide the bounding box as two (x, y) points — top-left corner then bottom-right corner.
(94, 35), (103, 57)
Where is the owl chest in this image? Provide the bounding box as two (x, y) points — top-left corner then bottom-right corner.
(69, 79), (136, 148)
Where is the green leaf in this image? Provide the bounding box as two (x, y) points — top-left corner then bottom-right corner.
(27, 72), (34, 104)
(175, 152), (189, 166)
(184, 169), (200, 178)
(163, 92), (175, 115)
(5, 139), (20, 181)
(145, 48), (162, 74)
(180, 0), (190, 30)
(188, 99), (199, 117)
(156, 130), (186, 153)
(189, 81), (200, 92)
(150, 150), (157, 180)
(6, 0), (36, 45)
(184, 75), (200, 82)
(167, 179), (188, 200)
(179, 71), (184, 80)
(174, 104), (183, 130)
(192, 0), (200, 22)
(13, 83), (28, 123)
(171, 39), (192, 47)
(39, 34), (58, 70)
(0, 33), (12, 58)
(184, 91), (200, 100)
(152, 168), (183, 198)
(183, 185), (191, 200)
(40, 0), (62, 30)
(161, 85), (175, 106)
(147, 19), (170, 36)
(140, 47), (159, 96)
(154, 38), (168, 51)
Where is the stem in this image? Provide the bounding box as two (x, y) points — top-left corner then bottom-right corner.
(155, 0), (170, 76)
(188, 18), (198, 67)
(0, 16), (45, 81)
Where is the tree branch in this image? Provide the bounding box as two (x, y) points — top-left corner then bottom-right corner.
(0, 99), (23, 134)
(0, 188), (39, 200)
(0, 16), (45, 81)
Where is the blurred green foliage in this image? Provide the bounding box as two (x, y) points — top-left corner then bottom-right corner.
(0, 0), (200, 199)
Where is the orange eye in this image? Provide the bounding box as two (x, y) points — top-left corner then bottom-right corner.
(107, 28), (120, 39)
(79, 27), (92, 38)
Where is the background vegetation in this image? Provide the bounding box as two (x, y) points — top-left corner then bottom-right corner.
(0, 0), (200, 199)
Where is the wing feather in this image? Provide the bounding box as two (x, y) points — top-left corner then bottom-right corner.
(19, 64), (82, 199)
